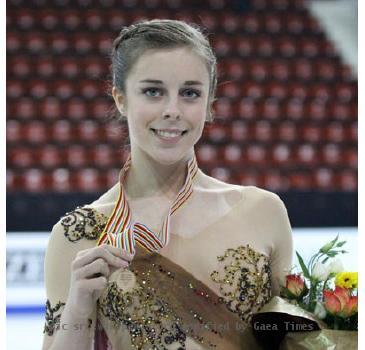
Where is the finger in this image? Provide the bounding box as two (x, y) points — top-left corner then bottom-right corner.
(76, 258), (110, 280)
(100, 244), (135, 262)
(79, 276), (107, 292)
(72, 246), (128, 270)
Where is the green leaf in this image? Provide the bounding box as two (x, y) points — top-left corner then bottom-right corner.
(320, 234), (339, 253)
(336, 240), (347, 248)
(296, 251), (310, 279)
(322, 257), (330, 264)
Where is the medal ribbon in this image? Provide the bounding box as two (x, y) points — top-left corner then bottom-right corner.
(96, 153), (198, 254)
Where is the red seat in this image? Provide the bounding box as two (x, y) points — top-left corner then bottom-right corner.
(287, 82), (308, 99)
(25, 121), (48, 144)
(254, 120), (273, 141)
(198, 12), (218, 31)
(334, 83), (357, 102)
(196, 144), (218, 166)
(83, 58), (107, 79)
(236, 98), (257, 120)
(75, 168), (104, 192)
(348, 122), (357, 142)
(8, 147), (34, 168)
(314, 168), (335, 190)
(277, 121), (297, 142)
(65, 145), (89, 168)
(7, 32), (22, 53)
(241, 14), (261, 33)
(285, 14), (305, 35)
(266, 82), (287, 100)
(320, 144), (341, 166)
(38, 9), (59, 30)
(25, 32), (47, 54)
(49, 33), (70, 54)
(39, 97), (63, 120)
(246, 144), (267, 165)
(324, 122), (345, 142)
(293, 59), (314, 81)
(301, 124), (322, 143)
(36, 57), (57, 78)
(229, 120), (249, 142)
(62, 9), (82, 31)
(289, 172), (313, 190)
(8, 57), (32, 78)
(7, 80), (24, 99)
(241, 82), (264, 99)
(233, 37), (254, 58)
(306, 100), (328, 121)
(263, 172), (289, 191)
(52, 120), (74, 143)
(59, 57), (81, 78)
(54, 80), (75, 100)
(315, 60), (337, 81)
(256, 36), (275, 57)
(90, 145), (116, 167)
(73, 33), (94, 54)
(79, 80), (101, 99)
(66, 98), (88, 120)
(330, 103), (351, 121)
(263, 13), (282, 34)
(295, 144), (319, 167)
(271, 60), (291, 81)
(23, 169), (50, 192)
(38, 146), (64, 169)
(310, 83), (331, 101)
(300, 38), (320, 58)
(214, 98), (233, 120)
(12, 98), (37, 119)
(7, 120), (23, 143)
(89, 99), (111, 120)
(343, 149), (357, 168)
(236, 171), (263, 187)
(77, 120), (100, 142)
(271, 143), (291, 165)
(217, 82), (240, 99)
(222, 144), (243, 164)
(220, 13), (240, 33)
(15, 9), (35, 30)
(107, 11), (128, 31)
(104, 122), (125, 144)
(278, 37), (297, 58)
(212, 35), (232, 58)
(96, 33), (113, 55)
(204, 124), (228, 143)
(222, 59), (247, 80)
(28, 80), (48, 99)
(284, 98), (304, 120)
(85, 10), (104, 30)
(51, 168), (72, 192)
(261, 99), (281, 120)
(250, 61), (268, 81)
(106, 168), (120, 188)
(337, 170), (357, 191)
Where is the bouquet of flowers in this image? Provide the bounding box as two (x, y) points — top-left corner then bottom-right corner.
(280, 235), (358, 331)
(251, 235), (358, 350)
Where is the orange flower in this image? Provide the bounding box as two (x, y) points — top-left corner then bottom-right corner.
(285, 274), (307, 299)
(323, 286), (358, 318)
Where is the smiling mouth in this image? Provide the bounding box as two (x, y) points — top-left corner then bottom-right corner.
(150, 128), (188, 137)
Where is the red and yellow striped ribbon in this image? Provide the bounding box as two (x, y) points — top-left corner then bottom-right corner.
(96, 153), (198, 254)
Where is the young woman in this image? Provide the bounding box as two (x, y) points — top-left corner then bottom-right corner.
(42, 19), (293, 350)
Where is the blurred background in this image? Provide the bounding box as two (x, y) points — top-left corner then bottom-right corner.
(6, 0), (357, 349)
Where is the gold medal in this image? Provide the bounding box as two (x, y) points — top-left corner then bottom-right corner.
(109, 268), (136, 292)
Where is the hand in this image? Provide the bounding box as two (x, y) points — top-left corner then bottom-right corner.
(66, 244), (134, 319)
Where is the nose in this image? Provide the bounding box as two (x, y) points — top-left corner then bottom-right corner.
(162, 96), (181, 120)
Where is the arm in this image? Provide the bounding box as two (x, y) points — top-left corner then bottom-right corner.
(41, 214), (130, 350)
(267, 194), (294, 296)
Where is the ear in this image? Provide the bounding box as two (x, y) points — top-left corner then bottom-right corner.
(112, 86), (126, 115)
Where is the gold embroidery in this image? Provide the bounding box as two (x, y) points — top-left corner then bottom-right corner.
(61, 206), (107, 242)
(98, 281), (187, 349)
(210, 245), (272, 325)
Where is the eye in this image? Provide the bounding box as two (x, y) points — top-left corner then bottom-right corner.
(142, 87), (163, 97)
(181, 89), (201, 99)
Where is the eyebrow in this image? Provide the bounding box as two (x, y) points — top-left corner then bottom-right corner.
(139, 79), (203, 86)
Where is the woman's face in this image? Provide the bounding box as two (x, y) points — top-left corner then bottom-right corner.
(113, 47), (210, 165)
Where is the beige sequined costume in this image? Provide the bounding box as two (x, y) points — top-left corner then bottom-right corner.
(43, 168), (293, 349)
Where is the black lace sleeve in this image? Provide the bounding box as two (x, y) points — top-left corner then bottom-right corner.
(60, 206), (108, 243)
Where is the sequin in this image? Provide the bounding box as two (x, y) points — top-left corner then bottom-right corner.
(210, 245), (271, 325)
(61, 206), (107, 242)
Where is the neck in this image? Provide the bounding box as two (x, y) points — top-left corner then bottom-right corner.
(124, 148), (195, 200)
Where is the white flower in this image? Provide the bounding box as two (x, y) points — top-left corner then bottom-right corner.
(314, 302), (327, 319)
(312, 262), (331, 281)
(328, 258), (344, 274)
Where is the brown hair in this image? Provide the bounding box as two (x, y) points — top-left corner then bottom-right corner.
(110, 18), (217, 122)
